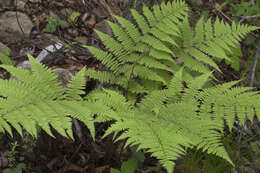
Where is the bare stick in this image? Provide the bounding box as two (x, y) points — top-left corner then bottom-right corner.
(250, 0), (255, 5)
(248, 39), (260, 87)
(236, 14), (260, 23)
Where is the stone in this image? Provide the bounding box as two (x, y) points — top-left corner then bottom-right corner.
(0, 12), (34, 43)
(93, 20), (113, 36)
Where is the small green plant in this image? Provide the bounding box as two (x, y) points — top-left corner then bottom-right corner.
(64, 41), (77, 54)
(174, 147), (232, 173)
(230, 1), (260, 16)
(43, 17), (69, 33)
(3, 142), (26, 173)
(69, 11), (81, 24)
(3, 162), (26, 173)
(0, 47), (13, 65)
(111, 159), (138, 173)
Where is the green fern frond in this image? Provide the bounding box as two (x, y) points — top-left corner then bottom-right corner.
(130, 9), (149, 34)
(62, 67), (86, 101)
(0, 52), (13, 65)
(0, 56), (100, 139)
(114, 15), (141, 42)
(85, 69), (127, 88)
(99, 69), (260, 172)
(175, 16), (259, 73)
(0, 65), (32, 82)
(83, 46), (122, 71)
(106, 20), (135, 48)
(84, 0), (189, 95)
(133, 65), (166, 84)
(95, 29), (130, 57)
(28, 55), (64, 99)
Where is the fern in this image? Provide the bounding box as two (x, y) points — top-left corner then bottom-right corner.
(0, 55), (109, 139)
(84, 0), (258, 96)
(83, 0), (190, 97)
(89, 69), (260, 172)
(0, 1), (259, 173)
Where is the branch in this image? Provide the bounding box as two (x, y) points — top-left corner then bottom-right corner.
(248, 39), (260, 87)
(232, 14), (260, 23)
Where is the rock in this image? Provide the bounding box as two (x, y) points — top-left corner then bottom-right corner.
(0, 0), (12, 8)
(52, 68), (75, 88)
(186, 0), (203, 7)
(92, 6), (110, 20)
(75, 36), (88, 45)
(93, 20), (113, 37)
(17, 0), (26, 10)
(60, 8), (74, 18)
(85, 14), (96, 29)
(0, 12), (34, 43)
(67, 28), (79, 37)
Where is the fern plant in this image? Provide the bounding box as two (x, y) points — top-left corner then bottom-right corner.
(1, 57), (259, 172)
(87, 68), (260, 172)
(0, 55), (106, 139)
(84, 0), (259, 97)
(0, 1), (259, 173)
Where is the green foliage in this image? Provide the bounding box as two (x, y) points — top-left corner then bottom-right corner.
(110, 159), (138, 173)
(0, 1), (259, 173)
(230, 1), (260, 16)
(3, 163), (26, 173)
(3, 142), (26, 173)
(0, 47), (13, 65)
(174, 147), (232, 173)
(88, 68), (260, 172)
(43, 17), (69, 33)
(0, 55), (103, 139)
(84, 0), (258, 97)
(69, 12), (81, 24)
(225, 46), (242, 71)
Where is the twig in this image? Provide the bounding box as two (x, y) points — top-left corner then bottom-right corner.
(236, 14), (260, 23)
(248, 39), (260, 87)
(133, 0), (137, 9)
(72, 118), (83, 141)
(250, 0), (255, 6)
(214, 3), (233, 22)
(99, 0), (116, 22)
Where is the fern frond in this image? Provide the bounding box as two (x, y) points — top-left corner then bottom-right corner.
(95, 30), (130, 57)
(62, 67), (86, 101)
(114, 15), (141, 42)
(0, 57), (99, 139)
(28, 55), (64, 99)
(106, 20), (135, 48)
(141, 35), (172, 54)
(0, 65), (32, 82)
(83, 46), (121, 71)
(133, 65), (166, 84)
(103, 105), (191, 173)
(84, 0), (189, 95)
(85, 69), (127, 88)
(0, 53), (13, 65)
(174, 17), (259, 74)
(130, 9), (149, 34)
